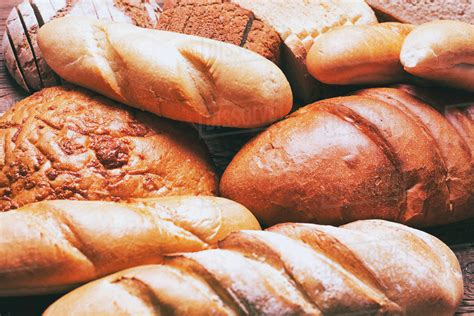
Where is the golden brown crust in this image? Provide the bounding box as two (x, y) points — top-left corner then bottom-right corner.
(37, 17), (292, 128)
(0, 196), (260, 296)
(220, 90), (473, 227)
(400, 20), (474, 92)
(307, 23), (414, 85)
(0, 87), (217, 211)
(44, 220), (463, 316)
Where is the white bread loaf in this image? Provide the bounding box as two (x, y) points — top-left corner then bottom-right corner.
(231, 0), (378, 102)
(44, 220), (463, 315)
(307, 23), (414, 85)
(400, 20), (474, 92)
(37, 17), (293, 128)
(0, 196), (260, 296)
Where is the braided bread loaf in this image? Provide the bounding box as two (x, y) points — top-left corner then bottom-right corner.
(44, 220), (463, 315)
(0, 196), (260, 296)
(221, 87), (474, 227)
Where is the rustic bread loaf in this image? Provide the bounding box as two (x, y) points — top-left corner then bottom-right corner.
(157, 0), (282, 65)
(0, 86), (217, 211)
(220, 87), (474, 227)
(366, 0), (473, 24)
(307, 23), (414, 85)
(0, 196), (260, 296)
(231, 0), (378, 102)
(400, 20), (474, 92)
(38, 17), (292, 128)
(44, 220), (463, 315)
(2, 0), (162, 93)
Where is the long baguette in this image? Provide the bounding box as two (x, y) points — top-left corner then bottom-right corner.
(307, 23), (414, 85)
(44, 220), (463, 315)
(0, 196), (260, 296)
(400, 20), (474, 92)
(37, 17), (293, 128)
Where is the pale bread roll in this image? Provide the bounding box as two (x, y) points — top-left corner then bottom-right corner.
(400, 20), (474, 92)
(307, 23), (414, 85)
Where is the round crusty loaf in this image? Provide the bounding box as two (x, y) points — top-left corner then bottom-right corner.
(44, 220), (463, 315)
(37, 17), (293, 128)
(307, 23), (414, 85)
(400, 20), (474, 92)
(2, 0), (162, 94)
(0, 86), (217, 211)
(0, 196), (260, 296)
(220, 87), (473, 227)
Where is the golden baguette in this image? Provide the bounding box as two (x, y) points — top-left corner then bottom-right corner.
(44, 220), (463, 315)
(0, 196), (260, 296)
(37, 17), (293, 128)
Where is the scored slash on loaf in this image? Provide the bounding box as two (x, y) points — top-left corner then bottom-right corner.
(221, 87), (474, 227)
(43, 220), (463, 315)
(37, 17), (293, 128)
(0, 196), (260, 296)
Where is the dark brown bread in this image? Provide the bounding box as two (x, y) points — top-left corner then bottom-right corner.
(156, 0), (282, 65)
(44, 220), (463, 316)
(220, 87), (473, 227)
(0, 87), (217, 211)
(366, 0), (473, 24)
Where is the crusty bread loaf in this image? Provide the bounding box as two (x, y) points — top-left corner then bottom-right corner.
(307, 23), (414, 85)
(37, 17), (292, 128)
(2, 0), (162, 93)
(220, 87), (474, 227)
(400, 20), (474, 92)
(0, 196), (260, 296)
(366, 0), (473, 24)
(231, 0), (378, 102)
(0, 86), (217, 211)
(44, 220), (463, 315)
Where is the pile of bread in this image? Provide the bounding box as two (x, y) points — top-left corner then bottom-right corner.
(0, 0), (472, 315)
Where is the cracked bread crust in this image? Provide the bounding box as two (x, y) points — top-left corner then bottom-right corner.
(220, 88), (473, 227)
(0, 86), (217, 211)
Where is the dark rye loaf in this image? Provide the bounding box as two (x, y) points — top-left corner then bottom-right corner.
(157, 0), (282, 65)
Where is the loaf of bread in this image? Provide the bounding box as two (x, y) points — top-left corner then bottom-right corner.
(37, 17), (292, 128)
(400, 20), (474, 92)
(0, 86), (217, 211)
(157, 0), (282, 65)
(366, 0), (473, 24)
(231, 0), (378, 102)
(0, 196), (260, 296)
(2, 0), (162, 93)
(221, 87), (474, 227)
(44, 220), (463, 315)
(307, 23), (414, 85)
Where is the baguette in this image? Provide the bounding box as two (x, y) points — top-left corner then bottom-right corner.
(0, 196), (260, 296)
(37, 17), (293, 128)
(400, 20), (474, 92)
(307, 23), (414, 85)
(44, 220), (463, 316)
(220, 87), (474, 227)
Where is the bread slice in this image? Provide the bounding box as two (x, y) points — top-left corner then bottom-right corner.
(366, 0), (473, 24)
(231, 0), (377, 102)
